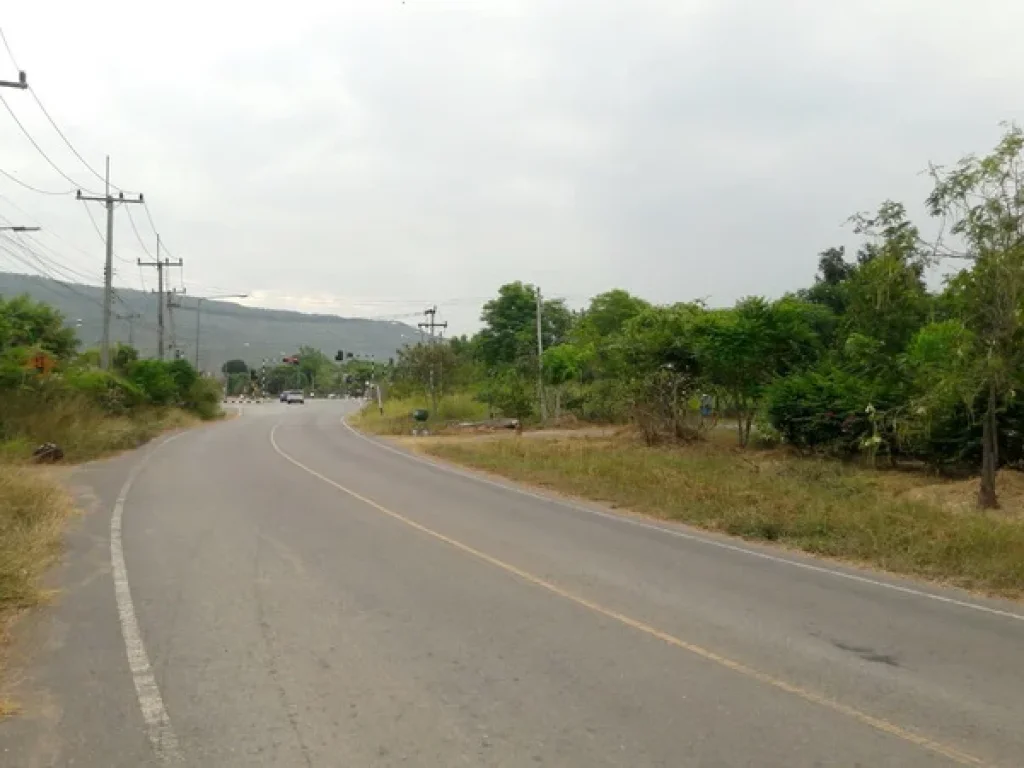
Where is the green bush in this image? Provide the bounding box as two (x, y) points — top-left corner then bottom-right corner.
(184, 377), (223, 421)
(765, 365), (875, 452)
(64, 369), (144, 415)
(127, 359), (179, 405)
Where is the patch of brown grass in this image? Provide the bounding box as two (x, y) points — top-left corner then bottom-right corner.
(0, 401), (196, 464)
(0, 465), (75, 711)
(422, 434), (1024, 598)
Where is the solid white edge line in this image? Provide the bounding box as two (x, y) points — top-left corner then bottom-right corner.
(341, 416), (1024, 624)
(111, 434), (185, 763)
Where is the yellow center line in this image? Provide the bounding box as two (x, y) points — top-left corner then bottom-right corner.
(269, 424), (988, 767)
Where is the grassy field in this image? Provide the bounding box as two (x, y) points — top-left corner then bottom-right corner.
(351, 393), (490, 436)
(417, 434), (1024, 598)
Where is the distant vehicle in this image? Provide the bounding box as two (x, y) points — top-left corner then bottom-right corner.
(308, 391), (316, 399)
(327, 393), (337, 400)
(279, 391), (289, 402)
(286, 391), (305, 405)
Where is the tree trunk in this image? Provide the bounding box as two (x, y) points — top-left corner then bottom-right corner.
(978, 381), (999, 509)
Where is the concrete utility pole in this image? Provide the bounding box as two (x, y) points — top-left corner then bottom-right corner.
(77, 157), (144, 369)
(137, 240), (183, 361)
(166, 288), (186, 359)
(418, 306), (447, 416)
(536, 286), (546, 423)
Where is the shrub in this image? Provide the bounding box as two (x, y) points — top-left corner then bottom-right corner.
(64, 369), (144, 415)
(183, 377), (223, 421)
(765, 365), (875, 453)
(127, 359), (178, 405)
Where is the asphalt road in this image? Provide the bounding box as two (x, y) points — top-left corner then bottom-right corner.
(2, 400), (1023, 767)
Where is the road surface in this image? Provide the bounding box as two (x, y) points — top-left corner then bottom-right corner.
(2, 401), (1022, 766)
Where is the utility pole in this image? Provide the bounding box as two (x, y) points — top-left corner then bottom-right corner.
(137, 243), (182, 360)
(78, 158), (144, 369)
(536, 286), (546, 422)
(418, 306), (447, 416)
(166, 288), (186, 359)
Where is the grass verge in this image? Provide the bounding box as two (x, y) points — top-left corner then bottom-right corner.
(420, 435), (1024, 598)
(0, 465), (75, 713)
(352, 394), (490, 436)
(0, 404), (198, 464)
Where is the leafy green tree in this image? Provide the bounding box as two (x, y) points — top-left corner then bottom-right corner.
(692, 297), (830, 445)
(221, 359), (249, 375)
(477, 282), (572, 368)
(575, 289), (650, 341)
(924, 123), (1024, 507)
(0, 294), (78, 359)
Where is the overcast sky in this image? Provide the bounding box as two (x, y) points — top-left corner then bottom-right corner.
(1, 1), (1022, 332)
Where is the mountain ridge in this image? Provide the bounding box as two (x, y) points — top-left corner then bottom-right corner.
(0, 271), (418, 371)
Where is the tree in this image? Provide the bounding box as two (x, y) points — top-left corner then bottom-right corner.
(620, 303), (704, 443)
(693, 297), (829, 446)
(542, 342), (590, 418)
(803, 246), (854, 316)
(221, 359), (249, 375)
(924, 123), (1024, 508)
(575, 289), (650, 340)
(477, 282), (572, 368)
(0, 294), (78, 359)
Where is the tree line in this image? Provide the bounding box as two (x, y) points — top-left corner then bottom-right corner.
(385, 125), (1024, 509)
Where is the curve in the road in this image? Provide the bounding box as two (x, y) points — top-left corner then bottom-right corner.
(268, 422), (988, 768)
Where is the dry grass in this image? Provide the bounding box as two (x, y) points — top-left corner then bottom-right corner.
(422, 434), (1024, 598)
(0, 465), (75, 711)
(352, 394), (490, 436)
(0, 399), (197, 464)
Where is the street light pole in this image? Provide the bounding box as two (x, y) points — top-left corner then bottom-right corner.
(0, 226), (41, 232)
(194, 293), (247, 371)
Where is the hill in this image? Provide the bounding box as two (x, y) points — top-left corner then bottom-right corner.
(0, 271), (418, 372)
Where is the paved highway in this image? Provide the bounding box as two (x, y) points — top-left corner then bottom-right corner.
(2, 400), (1022, 766)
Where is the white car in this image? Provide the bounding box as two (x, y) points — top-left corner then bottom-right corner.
(286, 391), (305, 405)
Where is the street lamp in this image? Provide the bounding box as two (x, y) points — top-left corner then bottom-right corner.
(0, 226), (41, 232)
(195, 293), (248, 371)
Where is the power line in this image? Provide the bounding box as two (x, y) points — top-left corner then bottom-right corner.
(0, 228), (101, 285)
(0, 165), (74, 196)
(0, 26), (117, 192)
(0, 240), (106, 309)
(125, 205), (152, 257)
(141, 201), (176, 259)
(0, 92), (99, 194)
